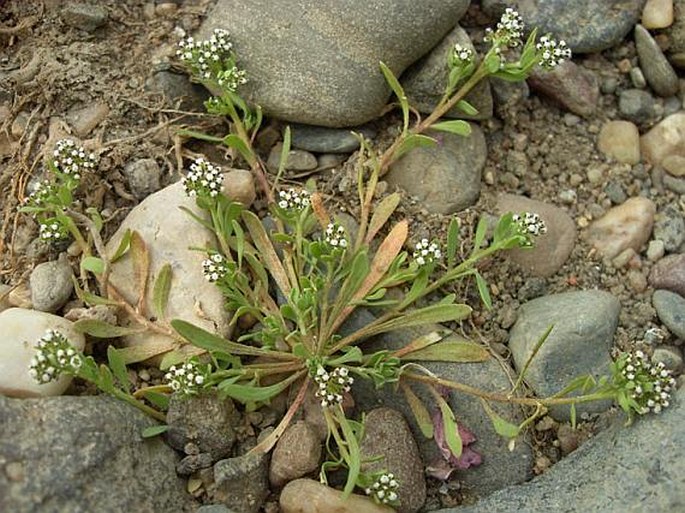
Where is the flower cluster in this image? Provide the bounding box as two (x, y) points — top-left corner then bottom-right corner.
(451, 44), (473, 65)
(277, 188), (310, 211)
(323, 223), (348, 249)
(617, 351), (676, 415)
(52, 139), (97, 180)
(413, 238), (442, 267)
(536, 35), (571, 70)
(183, 157), (223, 198)
(485, 7), (524, 47)
(23, 180), (54, 210)
(29, 330), (82, 385)
(313, 365), (353, 408)
(217, 67), (248, 92)
(39, 217), (70, 242)
(365, 472), (400, 505)
(202, 253), (230, 283)
(512, 212), (547, 246)
(164, 359), (210, 396)
(177, 28), (234, 80)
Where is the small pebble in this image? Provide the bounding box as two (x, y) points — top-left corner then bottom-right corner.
(30, 254), (74, 313)
(222, 169), (256, 207)
(630, 67), (647, 89)
(61, 2), (108, 32)
(647, 239), (666, 261)
(642, 0), (674, 29)
(662, 155), (685, 177)
(597, 120), (640, 165)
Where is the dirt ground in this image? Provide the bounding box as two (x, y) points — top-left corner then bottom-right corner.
(0, 0), (678, 509)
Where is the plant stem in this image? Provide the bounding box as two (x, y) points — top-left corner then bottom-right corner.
(111, 387), (166, 422)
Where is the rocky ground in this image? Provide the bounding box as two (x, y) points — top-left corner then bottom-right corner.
(1, 0), (685, 512)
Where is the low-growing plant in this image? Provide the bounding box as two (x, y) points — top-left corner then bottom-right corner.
(21, 8), (675, 507)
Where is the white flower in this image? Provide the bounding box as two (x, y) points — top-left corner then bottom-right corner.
(324, 223), (348, 249)
(313, 365), (353, 408)
(28, 330), (83, 384)
(39, 217), (69, 243)
(536, 35), (571, 70)
(485, 7), (524, 47)
(202, 252), (230, 283)
(412, 238), (442, 267)
(164, 359), (210, 397)
(365, 472), (400, 505)
(619, 350), (676, 415)
(512, 212), (547, 246)
(177, 28), (243, 84)
(278, 188), (311, 211)
(452, 43), (473, 64)
(183, 157), (223, 198)
(52, 139), (97, 179)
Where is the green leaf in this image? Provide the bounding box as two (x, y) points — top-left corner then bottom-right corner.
(365, 304), (472, 337)
(472, 215), (489, 254)
(430, 120), (472, 137)
(402, 383), (434, 438)
(152, 263), (173, 320)
(177, 128), (224, 143)
(379, 61), (410, 132)
(327, 347), (363, 366)
(86, 207), (104, 232)
(81, 256), (105, 275)
(223, 134), (254, 163)
(218, 376), (293, 404)
(107, 345), (131, 392)
(242, 211), (292, 297)
(447, 217), (460, 268)
(475, 271), (492, 309)
(456, 99), (479, 116)
(395, 134), (436, 161)
(110, 229), (132, 262)
(141, 390), (170, 410)
(98, 364), (115, 393)
(141, 425), (169, 438)
(365, 192), (401, 244)
(74, 319), (145, 338)
(480, 399), (520, 439)
(437, 395), (462, 458)
(484, 51), (502, 73)
(401, 340), (489, 363)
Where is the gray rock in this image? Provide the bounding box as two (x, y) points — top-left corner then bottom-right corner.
(199, 0), (470, 127)
(528, 61), (599, 117)
(629, 66), (647, 89)
(402, 25), (493, 121)
(177, 452), (214, 475)
(435, 387), (685, 513)
(360, 408), (426, 513)
(482, 0), (644, 53)
(665, 0), (685, 67)
(350, 313), (533, 497)
(604, 180), (627, 204)
(385, 126), (486, 214)
(509, 291), (620, 421)
(290, 124), (376, 153)
(635, 24), (680, 97)
(269, 421), (322, 487)
(619, 88), (658, 124)
(146, 69), (209, 111)
(497, 194), (576, 278)
(649, 253), (685, 296)
(663, 174), (685, 194)
(213, 453), (269, 513)
(491, 78), (529, 112)
(0, 395), (193, 512)
(197, 506), (238, 513)
(654, 205), (685, 252)
(166, 392), (240, 460)
(518, 277), (548, 301)
(266, 143), (318, 172)
(29, 253), (73, 313)
(653, 346), (684, 372)
(123, 158), (163, 200)
(61, 2), (108, 32)
(652, 289), (685, 339)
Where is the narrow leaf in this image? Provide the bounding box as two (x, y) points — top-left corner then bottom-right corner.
(142, 425), (169, 438)
(242, 211), (292, 297)
(223, 134), (253, 163)
(401, 383), (434, 438)
(401, 340), (489, 363)
(219, 375), (297, 403)
(430, 120), (472, 137)
(447, 217), (460, 268)
(392, 330), (447, 358)
(107, 346), (131, 392)
(456, 99), (479, 116)
(475, 272), (492, 310)
(437, 395), (462, 458)
(81, 256), (105, 275)
(365, 304), (472, 338)
(395, 134), (436, 161)
(480, 399), (521, 439)
(141, 390), (170, 410)
(472, 216), (488, 254)
(130, 231), (150, 312)
(177, 128), (224, 143)
(74, 319), (145, 338)
(152, 263), (173, 320)
(365, 192), (401, 244)
(110, 229), (132, 262)
(379, 61), (409, 132)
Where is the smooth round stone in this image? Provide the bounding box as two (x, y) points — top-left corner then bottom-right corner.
(653, 346), (684, 372)
(649, 253), (685, 296)
(280, 479), (390, 513)
(662, 154), (685, 176)
(635, 24), (679, 97)
(222, 169), (256, 207)
(528, 61), (599, 117)
(482, 0), (643, 53)
(647, 239), (666, 261)
(269, 421), (321, 487)
(267, 144), (317, 172)
(497, 194), (576, 277)
(290, 124), (375, 153)
(619, 89), (658, 123)
(597, 120), (641, 164)
(29, 254), (74, 313)
(123, 158), (162, 200)
(653, 289), (685, 339)
(630, 67), (647, 89)
(66, 102), (110, 137)
(0, 308), (86, 397)
(60, 2), (108, 32)
(643, 0), (674, 29)
(641, 111), (685, 166)
(586, 197), (656, 259)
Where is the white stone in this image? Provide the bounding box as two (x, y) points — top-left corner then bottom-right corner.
(597, 120), (640, 164)
(641, 111), (685, 166)
(0, 308), (85, 397)
(280, 479), (392, 513)
(642, 0), (674, 29)
(106, 181), (230, 363)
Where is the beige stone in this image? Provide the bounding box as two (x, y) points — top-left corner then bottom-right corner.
(586, 197), (656, 259)
(642, 0), (674, 29)
(641, 111), (685, 166)
(66, 102), (110, 137)
(0, 283), (11, 313)
(222, 169), (256, 207)
(0, 308), (85, 397)
(280, 479), (394, 513)
(662, 154), (685, 176)
(597, 121), (640, 164)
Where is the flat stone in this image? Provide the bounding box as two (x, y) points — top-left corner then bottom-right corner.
(267, 144), (318, 172)
(528, 61), (599, 117)
(482, 0), (643, 53)
(641, 111), (685, 166)
(654, 204), (685, 252)
(269, 421), (322, 487)
(643, 0), (675, 29)
(385, 126), (486, 215)
(106, 181), (230, 362)
(280, 479), (391, 513)
(29, 253), (73, 313)
(290, 124), (376, 153)
(649, 253), (685, 295)
(497, 194), (576, 277)
(597, 120), (641, 164)
(402, 25), (493, 121)
(619, 88), (658, 124)
(435, 387), (685, 513)
(66, 101), (110, 137)
(653, 289), (685, 339)
(0, 308), (85, 397)
(145, 69), (209, 111)
(586, 197), (656, 259)
(199, 0), (470, 127)
(213, 453), (269, 513)
(0, 395), (193, 512)
(509, 291), (620, 420)
(123, 158), (163, 200)
(61, 2), (108, 32)
(635, 24), (679, 97)
(359, 408), (426, 513)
